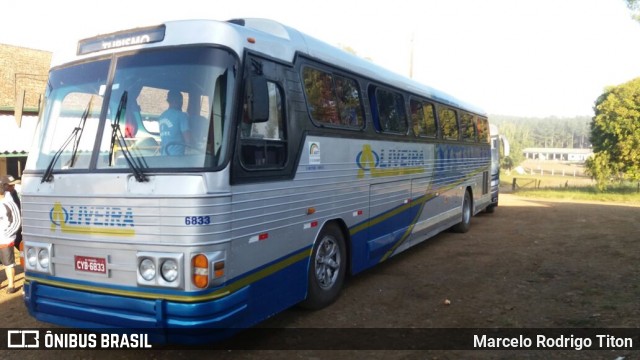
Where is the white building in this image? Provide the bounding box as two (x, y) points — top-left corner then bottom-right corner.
(523, 147), (593, 162)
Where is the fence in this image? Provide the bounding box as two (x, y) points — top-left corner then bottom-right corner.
(521, 167), (586, 177)
(512, 178), (542, 190)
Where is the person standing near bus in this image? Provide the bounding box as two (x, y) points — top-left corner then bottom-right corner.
(2, 175), (21, 249)
(159, 90), (192, 155)
(0, 176), (21, 294)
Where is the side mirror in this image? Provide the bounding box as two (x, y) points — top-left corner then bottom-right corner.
(248, 76), (269, 123)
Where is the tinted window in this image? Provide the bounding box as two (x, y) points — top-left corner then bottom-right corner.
(439, 107), (459, 140)
(460, 112), (477, 142)
(374, 88), (407, 133)
(302, 67), (364, 128)
(477, 117), (490, 143)
(410, 99), (437, 138)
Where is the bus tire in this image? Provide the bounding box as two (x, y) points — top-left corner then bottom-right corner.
(299, 223), (346, 310)
(452, 190), (472, 233)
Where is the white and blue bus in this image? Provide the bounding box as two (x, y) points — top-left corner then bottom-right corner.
(486, 124), (509, 212)
(21, 18), (492, 343)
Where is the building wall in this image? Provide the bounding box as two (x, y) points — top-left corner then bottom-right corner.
(0, 44), (51, 112)
(0, 44), (50, 179)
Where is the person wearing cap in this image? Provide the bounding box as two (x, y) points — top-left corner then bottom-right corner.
(0, 175), (21, 294)
(3, 175), (21, 249)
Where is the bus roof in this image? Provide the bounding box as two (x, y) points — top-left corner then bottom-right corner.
(72, 18), (486, 116)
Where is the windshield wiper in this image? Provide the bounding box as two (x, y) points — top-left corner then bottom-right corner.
(68, 97), (93, 168)
(108, 91), (148, 182)
(41, 98), (93, 183)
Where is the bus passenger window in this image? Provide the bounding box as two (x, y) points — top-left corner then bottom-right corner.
(422, 103), (437, 137)
(460, 112), (477, 142)
(375, 88), (407, 134)
(439, 107), (459, 140)
(302, 67), (364, 128)
(303, 67), (339, 124)
(411, 100), (437, 138)
(477, 117), (490, 143)
(410, 100), (424, 136)
(334, 75), (364, 127)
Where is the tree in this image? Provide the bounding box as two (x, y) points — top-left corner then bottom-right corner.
(627, 0), (640, 22)
(586, 77), (640, 189)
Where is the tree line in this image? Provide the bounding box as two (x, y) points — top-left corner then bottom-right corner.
(489, 115), (592, 166)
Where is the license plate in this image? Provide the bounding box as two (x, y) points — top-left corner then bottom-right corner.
(74, 255), (107, 274)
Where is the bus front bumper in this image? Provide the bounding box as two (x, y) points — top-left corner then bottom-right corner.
(23, 280), (250, 344)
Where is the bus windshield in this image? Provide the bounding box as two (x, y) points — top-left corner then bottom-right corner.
(27, 47), (237, 173)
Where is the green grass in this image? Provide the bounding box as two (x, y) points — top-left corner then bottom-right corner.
(514, 183), (640, 203)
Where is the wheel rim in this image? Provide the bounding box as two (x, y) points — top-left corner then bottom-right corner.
(314, 235), (341, 289)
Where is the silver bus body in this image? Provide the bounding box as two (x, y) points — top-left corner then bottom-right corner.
(21, 18), (491, 343)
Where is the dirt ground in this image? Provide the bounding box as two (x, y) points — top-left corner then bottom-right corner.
(1, 192), (639, 359)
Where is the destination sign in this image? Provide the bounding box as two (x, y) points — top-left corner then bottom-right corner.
(77, 25), (166, 55)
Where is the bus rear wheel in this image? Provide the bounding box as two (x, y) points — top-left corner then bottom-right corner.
(452, 190), (472, 233)
(299, 223), (346, 310)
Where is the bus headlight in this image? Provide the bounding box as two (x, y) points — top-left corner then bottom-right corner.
(136, 252), (183, 288)
(24, 242), (54, 275)
(38, 249), (50, 269)
(27, 247), (37, 267)
(139, 258), (156, 281)
(161, 259), (179, 282)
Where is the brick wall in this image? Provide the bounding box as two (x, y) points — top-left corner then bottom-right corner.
(0, 44), (51, 112)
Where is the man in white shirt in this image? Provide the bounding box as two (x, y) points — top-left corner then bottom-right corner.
(0, 175), (21, 294)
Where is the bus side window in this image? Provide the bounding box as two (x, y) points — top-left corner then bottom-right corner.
(240, 81), (287, 168)
(422, 103), (437, 137)
(477, 117), (490, 143)
(439, 107), (459, 140)
(374, 87), (407, 134)
(411, 99), (437, 138)
(410, 99), (424, 136)
(460, 112), (477, 142)
(302, 67), (364, 129)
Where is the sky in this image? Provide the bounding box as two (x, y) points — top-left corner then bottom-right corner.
(2, 0), (640, 118)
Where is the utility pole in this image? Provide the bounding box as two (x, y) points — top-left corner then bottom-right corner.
(409, 32), (414, 79)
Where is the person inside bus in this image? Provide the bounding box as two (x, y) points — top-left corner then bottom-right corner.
(0, 175), (22, 294)
(159, 90), (192, 155)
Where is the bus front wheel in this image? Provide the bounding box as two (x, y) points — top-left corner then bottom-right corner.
(300, 223), (346, 310)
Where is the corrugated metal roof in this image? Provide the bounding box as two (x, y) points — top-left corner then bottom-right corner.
(0, 114), (38, 155)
